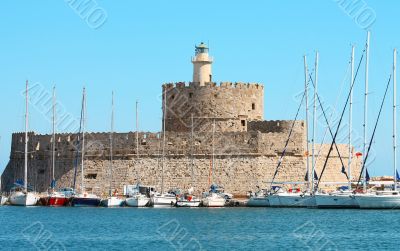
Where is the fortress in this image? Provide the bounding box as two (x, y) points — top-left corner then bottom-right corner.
(1, 43), (362, 196)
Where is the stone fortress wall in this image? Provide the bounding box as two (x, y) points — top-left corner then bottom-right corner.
(1, 120), (361, 196)
(163, 82), (263, 133)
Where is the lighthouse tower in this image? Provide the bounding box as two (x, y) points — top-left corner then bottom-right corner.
(192, 42), (213, 86)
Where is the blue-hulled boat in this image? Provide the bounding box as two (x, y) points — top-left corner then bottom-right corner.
(70, 193), (101, 207)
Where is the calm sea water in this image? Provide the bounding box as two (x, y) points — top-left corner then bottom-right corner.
(0, 206), (399, 250)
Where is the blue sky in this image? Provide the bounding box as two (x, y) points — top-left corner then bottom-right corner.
(0, 1), (398, 177)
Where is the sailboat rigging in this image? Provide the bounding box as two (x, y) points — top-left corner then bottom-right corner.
(125, 100), (151, 207)
(9, 81), (39, 206)
(70, 88), (101, 207)
(101, 92), (124, 207)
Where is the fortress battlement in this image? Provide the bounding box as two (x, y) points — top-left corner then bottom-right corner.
(163, 81), (263, 90)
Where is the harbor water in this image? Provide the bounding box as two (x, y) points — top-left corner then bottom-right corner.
(1, 207), (399, 250)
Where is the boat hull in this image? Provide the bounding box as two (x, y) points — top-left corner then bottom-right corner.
(41, 196), (69, 207)
(247, 197), (270, 207)
(71, 197), (101, 207)
(152, 196), (176, 208)
(0, 196), (8, 206)
(9, 192), (38, 206)
(202, 197), (225, 207)
(274, 194), (315, 207)
(355, 194), (400, 209)
(125, 197), (150, 207)
(101, 197), (125, 207)
(315, 194), (359, 209)
(267, 195), (281, 207)
(176, 200), (201, 207)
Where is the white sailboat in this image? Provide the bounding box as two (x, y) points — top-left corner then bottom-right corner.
(0, 196), (7, 206)
(125, 101), (151, 207)
(0, 174), (8, 206)
(355, 46), (400, 209)
(176, 115), (201, 208)
(315, 46), (359, 209)
(269, 55), (315, 208)
(151, 88), (177, 208)
(201, 119), (226, 207)
(9, 81), (39, 206)
(247, 188), (270, 207)
(70, 88), (101, 207)
(101, 92), (124, 207)
(126, 193), (150, 207)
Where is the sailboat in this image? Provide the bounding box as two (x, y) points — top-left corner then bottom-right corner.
(315, 46), (359, 209)
(41, 87), (69, 207)
(101, 92), (124, 207)
(9, 81), (40, 206)
(151, 88), (177, 208)
(0, 138), (8, 206)
(201, 119), (226, 207)
(176, 114), (201, 207)
(70, 88), (101, 207)
(0, 174), (8, 206)
(268, 55), (317, 208)
(247, 188), (270, 207)
(125, 101), (151, 207)
(355, 47), (400, 209)
(125, 184), (151, 207)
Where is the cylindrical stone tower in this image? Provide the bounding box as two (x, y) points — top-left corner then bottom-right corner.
(162, 43), (264, 133)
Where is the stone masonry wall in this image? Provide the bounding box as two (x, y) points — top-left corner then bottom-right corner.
(163, 82), (264, 133)
(1, 122), (361, 196)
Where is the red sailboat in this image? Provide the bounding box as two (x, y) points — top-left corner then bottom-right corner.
(41, 87), (70, 207)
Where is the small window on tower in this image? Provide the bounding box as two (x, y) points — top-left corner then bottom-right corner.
(171, 95), (175, 100)
(241, 120), (246, 127)
(252, 103), (256, 110)
(85, 173), (97, 179)
(189, 93), (193, 98)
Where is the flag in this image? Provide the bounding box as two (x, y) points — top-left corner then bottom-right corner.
(355, 152), (363, 158)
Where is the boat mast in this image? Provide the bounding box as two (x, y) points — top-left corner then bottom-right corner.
(303, 55), (310, 191)
(81, 88), (86, 194)
(24, 80), (29, 193)
(136, 100), (139, 160)
(312, 52), (318, 193)
(161, 87), (167, 194)
(52, 86), (56, 190)
(191, 114), (194, 186)
(349, 46), (355, 189)
(212, 119), (216, 184)
(109, 91), (114, 196)
(363, 31), (370, 192)
(394, 48), (397, 191)
(135, 99), (140, 183)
